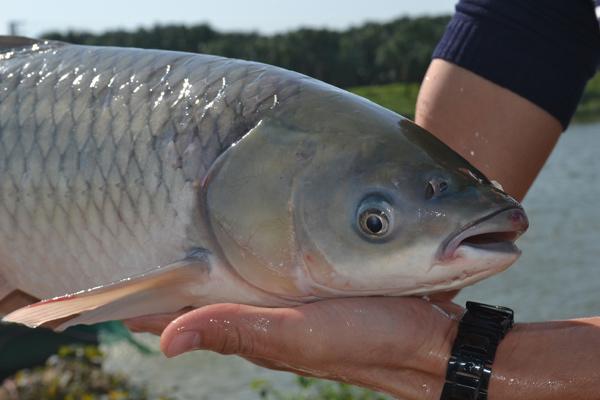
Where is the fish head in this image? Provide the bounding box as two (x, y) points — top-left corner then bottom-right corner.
(294, 116), (528, 297)
(205, 88), (528, 300)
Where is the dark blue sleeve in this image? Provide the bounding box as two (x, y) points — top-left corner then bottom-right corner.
(433, 0), (600, 129)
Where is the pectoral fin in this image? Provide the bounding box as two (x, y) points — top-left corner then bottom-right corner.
(2, 254), (211, 331)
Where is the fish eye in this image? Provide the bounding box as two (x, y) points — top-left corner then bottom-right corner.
(360, 209), (389, 236)
(356, 197), (393, 239)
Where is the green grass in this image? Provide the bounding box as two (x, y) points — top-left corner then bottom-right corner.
(349, 73), (600, 123)
(349, 83), (419, 120)
(575, 73), (600, 123)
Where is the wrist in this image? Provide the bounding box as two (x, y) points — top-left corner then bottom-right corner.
(438, 302), (514, 400)
(490, 319), (600, 400)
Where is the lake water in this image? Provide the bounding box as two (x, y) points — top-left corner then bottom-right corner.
(103, 122), (600, 399)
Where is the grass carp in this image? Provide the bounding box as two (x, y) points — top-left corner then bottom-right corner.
(0, 36), (528, 330)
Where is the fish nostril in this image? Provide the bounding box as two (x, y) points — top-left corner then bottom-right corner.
(438, 181), (449, 193)
(425, 177), (450, 199)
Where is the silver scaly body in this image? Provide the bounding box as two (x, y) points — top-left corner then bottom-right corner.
(0, 39), (300, 299)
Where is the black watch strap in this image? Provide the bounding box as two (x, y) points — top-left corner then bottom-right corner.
(440, 301), (514, 400)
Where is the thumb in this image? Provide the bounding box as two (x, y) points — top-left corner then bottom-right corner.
(160, 303), (321, 361)
(159, 298), (456, 365)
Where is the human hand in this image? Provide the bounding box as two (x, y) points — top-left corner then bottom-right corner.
(126, 295), (462, 399)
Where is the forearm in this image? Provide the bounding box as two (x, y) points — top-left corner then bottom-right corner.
(415, 0), (600, 201)
(415, 59), (562, 201)
(379, 313), (600, 400)
(413, 316), (600, 400)
(490, 318), (600, 399)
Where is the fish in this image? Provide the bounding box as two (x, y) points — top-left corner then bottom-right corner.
(0, 36), (528, 331)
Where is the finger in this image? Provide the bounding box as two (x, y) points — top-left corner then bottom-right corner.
(160, 303), (308, 360)
(124, 309), (190, 335)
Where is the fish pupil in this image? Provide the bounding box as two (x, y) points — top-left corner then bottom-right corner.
(366, 214), (383, 234)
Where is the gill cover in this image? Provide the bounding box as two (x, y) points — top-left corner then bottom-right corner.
(204, 119), (316, 297)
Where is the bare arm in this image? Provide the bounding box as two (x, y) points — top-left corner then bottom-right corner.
(416, 59), (600, 399)
(490, 318), (600, 400)
(416, 59), (562, 201)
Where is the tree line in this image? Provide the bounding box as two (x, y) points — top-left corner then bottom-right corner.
(43, 15), (450, 88)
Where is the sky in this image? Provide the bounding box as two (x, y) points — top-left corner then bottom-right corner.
(2, 0), (456, 37)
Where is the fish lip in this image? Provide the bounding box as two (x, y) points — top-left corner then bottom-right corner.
(438, 206), (529, 262)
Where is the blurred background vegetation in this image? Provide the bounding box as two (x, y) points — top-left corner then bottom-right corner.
(43, 16), (450, 88)
(0, 345), (173, 400)
(43, 16), (600, 121)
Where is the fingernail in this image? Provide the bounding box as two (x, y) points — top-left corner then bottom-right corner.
(165, 331), (201, 358)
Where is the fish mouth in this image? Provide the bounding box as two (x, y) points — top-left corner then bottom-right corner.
(439, 207), (529, 261)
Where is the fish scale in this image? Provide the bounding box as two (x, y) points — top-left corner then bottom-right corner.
(0, 39), (300, 298)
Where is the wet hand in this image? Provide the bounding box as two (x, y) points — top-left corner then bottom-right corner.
(126, 296), (462, 399)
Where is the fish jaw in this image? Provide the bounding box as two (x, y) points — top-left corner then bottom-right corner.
(291, 242), (520, 298)
(438, 207), (528, 262)
(293, 207), (527, 298)
(413, 242), (521, 295)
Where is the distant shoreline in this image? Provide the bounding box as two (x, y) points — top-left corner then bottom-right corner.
(43, 20), (598, 125)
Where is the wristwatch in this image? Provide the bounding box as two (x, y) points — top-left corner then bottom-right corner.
(440, 301), (514, 400)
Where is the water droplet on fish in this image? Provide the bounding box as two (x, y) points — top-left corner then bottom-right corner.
(491, 180), (504, 191)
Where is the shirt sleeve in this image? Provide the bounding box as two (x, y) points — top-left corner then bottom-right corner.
(433, 0), (600, 129)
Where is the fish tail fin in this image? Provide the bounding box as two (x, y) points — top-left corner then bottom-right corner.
(2, 256), (210, 331)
